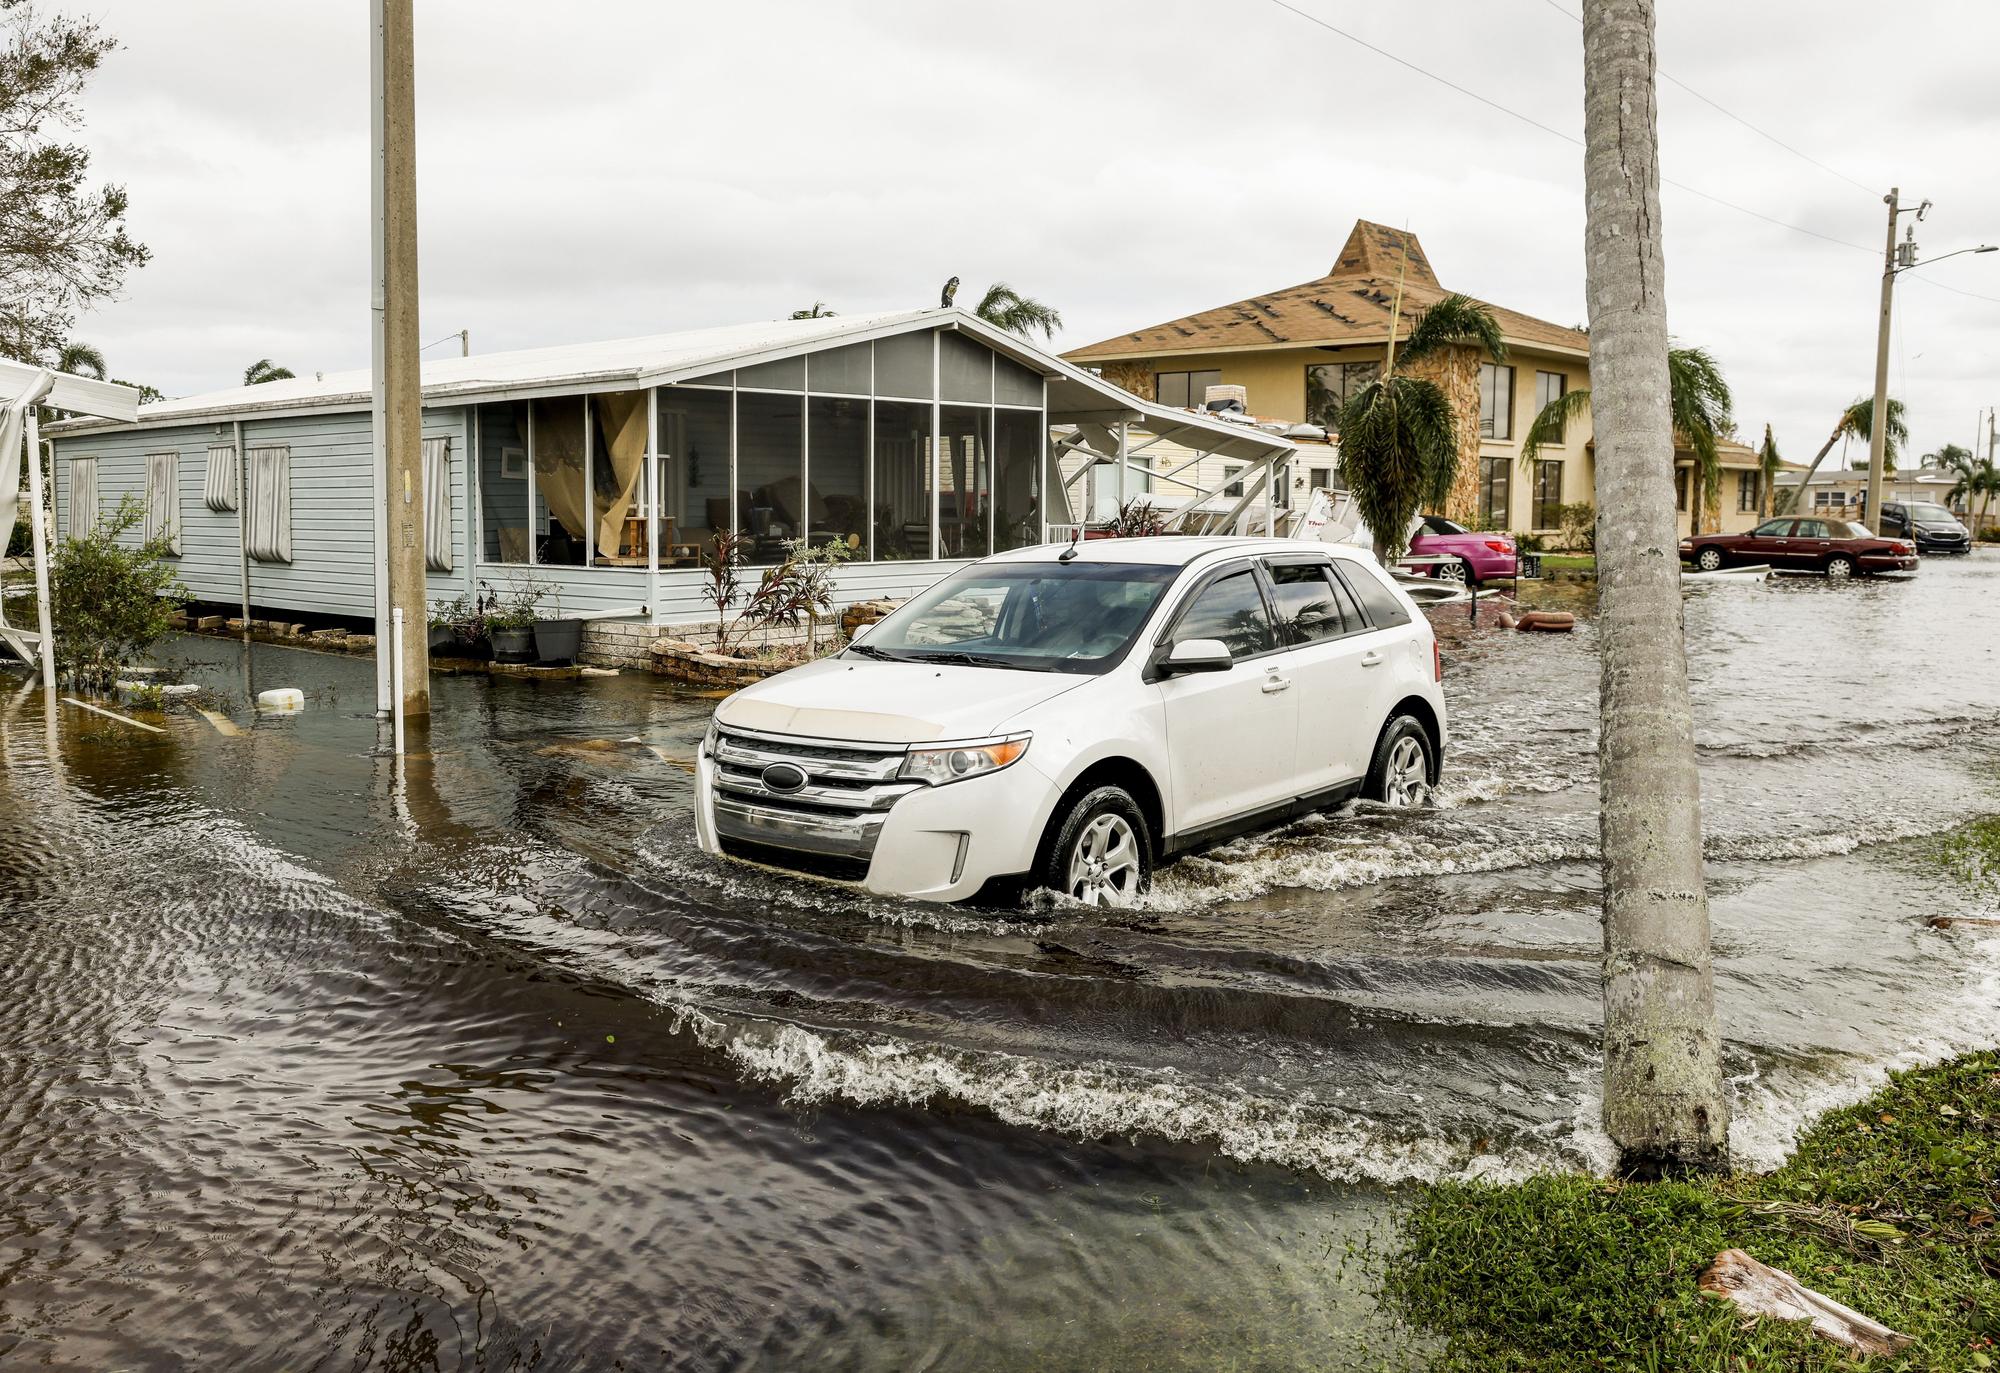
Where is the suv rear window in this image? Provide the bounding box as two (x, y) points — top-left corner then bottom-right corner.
(1266, 561), (1356, 645)
(1332, 558), (1411, 629)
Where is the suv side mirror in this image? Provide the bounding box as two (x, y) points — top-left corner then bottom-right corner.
(1162, 638), (1233, 674)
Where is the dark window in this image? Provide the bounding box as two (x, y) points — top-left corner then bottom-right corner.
(1533, 459), (1563, 529)
(1305, 361), (1380, 428)
(1170, 568), (1273, 658)
(1266, 562), (1352, 645)
(1479, 363), (1514, 440)
(1156, 369), (1221, 410)
(1479, 455), (1509, 527)
(1675, 467), (1689, 511)
(1222, 464), (1244, 498)
(1751, 519), (1794, 536)
(1534, 370), (1567, 443)
(1308, 466), (1332, 490)
(1738, 469), (1761, 512)
(1333, 558), (1411, 629)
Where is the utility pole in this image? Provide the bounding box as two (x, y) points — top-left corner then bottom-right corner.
(1862, 189), (1903, 536)
(371, 0), (429, 727)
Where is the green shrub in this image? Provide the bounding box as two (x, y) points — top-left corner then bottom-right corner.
(49, 495), (186, 687)
(1556, 500), (1598, 553)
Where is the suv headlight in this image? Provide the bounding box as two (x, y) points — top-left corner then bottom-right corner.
(899, 733), (1030, 786)
(702, 717), (720, 758)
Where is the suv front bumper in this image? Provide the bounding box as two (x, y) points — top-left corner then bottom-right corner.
(695, 734), (1061, 903)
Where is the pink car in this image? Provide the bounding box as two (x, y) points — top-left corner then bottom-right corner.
(1402, 516), (1518, 587)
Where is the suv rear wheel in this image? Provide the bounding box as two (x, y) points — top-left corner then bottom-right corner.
(1695, 546), (1724, 572)
(1365, 716), (1434, 808)
(1041, 785), (1152, 907)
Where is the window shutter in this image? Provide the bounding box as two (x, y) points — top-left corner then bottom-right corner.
(423, 436), (452, 572)
(204, 444), (238, 512)
(245, 445), (292, 563)
(144, 452), (181, 554)
(68, 458), (97, 539)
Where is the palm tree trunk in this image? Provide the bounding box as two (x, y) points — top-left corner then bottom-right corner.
(1778, 425), (1845, 516)
(1581, 0), (1728, 1176)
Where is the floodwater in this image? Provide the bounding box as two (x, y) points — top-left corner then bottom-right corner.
(4, 557), (1998, 1370)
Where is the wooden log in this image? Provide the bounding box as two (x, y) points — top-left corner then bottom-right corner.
(1698, 1249), (1911, 1357)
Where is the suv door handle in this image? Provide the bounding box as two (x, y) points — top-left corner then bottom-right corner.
(1359, 650), (1384, 667)
(1261, 676), (1292, 693)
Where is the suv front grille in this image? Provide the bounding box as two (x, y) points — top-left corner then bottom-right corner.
(709, 725), (918, 875)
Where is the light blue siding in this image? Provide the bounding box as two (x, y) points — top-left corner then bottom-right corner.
(51, 406), (472, 621)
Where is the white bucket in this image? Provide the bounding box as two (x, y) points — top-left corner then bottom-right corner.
(257, 687), (304, 711)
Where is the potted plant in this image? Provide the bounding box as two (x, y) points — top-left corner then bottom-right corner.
(533, 583), (583, 665)
(485, 581), (538, 663)
(428, 593), (469, 655)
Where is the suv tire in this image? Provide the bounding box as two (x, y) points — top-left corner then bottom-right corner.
(1695, 546), (1724, 572)
(1364, 715), (1434, 808)
(1040, 785), (1152, 907)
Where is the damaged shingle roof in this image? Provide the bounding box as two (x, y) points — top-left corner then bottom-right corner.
(1065, 220), (1589, 362)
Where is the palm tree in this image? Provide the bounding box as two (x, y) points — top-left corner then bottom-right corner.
(973, 283), (1062, 342)
(1581, 0), (1727, 1175)
(788, 302), (835, 320)
(1924, 442), (1973, 474)
(56, 341), (107, 380)
(1948, 454), (2000, 538)
(243, 358), (295, 386)
(1335, 292), (1506, 563)
(1519, 344), (1732, 532)
(1776, 396), (1907, 515)
(1756, 423), (1781, 518)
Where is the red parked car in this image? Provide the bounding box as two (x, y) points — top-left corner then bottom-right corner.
(1401, 516), (1518, 587)
(1680, 516), (1916, 578)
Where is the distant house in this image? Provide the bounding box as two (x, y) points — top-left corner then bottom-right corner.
(1774, 466), (1977, 525)
(1065, 218), (1770, 539)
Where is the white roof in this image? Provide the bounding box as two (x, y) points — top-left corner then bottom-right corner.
(45, 307), (1296, 464)
(985, 536), (1369, 567)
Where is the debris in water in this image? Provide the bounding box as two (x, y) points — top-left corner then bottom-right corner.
(256, 688), (304, 711)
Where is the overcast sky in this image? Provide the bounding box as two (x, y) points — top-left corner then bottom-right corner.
(60, 0), (2000, 469)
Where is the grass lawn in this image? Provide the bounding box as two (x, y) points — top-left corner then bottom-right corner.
(1385, 1050), (2000, 1370)
(1534, 553), (1597, 573)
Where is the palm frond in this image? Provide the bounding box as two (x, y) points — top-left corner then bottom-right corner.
(57, 341), (107, 380)
(1398, 293), (1506, 368)
(789, 301), (835, 320)
(974, 283), (1063, 342)
(1519, 386), (1594, 468)
(243, 358), (294, 386)
(1334, 375), (1462, 560)
(1835, 395), (1908, 470)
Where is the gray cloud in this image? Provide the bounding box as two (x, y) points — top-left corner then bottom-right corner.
(60, 0), (2000, 464)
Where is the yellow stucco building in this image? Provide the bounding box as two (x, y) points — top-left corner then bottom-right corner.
(1065, 220), (1767, 540)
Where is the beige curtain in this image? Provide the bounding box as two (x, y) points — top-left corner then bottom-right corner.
(594, 390), (648, 556)
(531, 397), (588, 541)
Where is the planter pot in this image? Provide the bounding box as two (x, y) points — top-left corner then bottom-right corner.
(490, 626), (535, 662)
(428, 625), (459, 654)
(534, 617), (584, 664)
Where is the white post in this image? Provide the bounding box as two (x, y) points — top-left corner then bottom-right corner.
(368, 0), (392, 717)
(646, 386), (660, 623)
(390, 605), (406, 755)
(23, 395), (56, 694)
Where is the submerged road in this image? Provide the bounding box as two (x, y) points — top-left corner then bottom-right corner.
(3, 557), (1997, 1369)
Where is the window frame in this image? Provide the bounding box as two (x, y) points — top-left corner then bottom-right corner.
(1478, 362), (1514, 441)
(1146, 558), (1284, 678)
(1533, 459), (1564, 530)
(1533, 370), (1566, 445)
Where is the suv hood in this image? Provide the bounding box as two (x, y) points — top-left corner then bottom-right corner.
(714, 655), (1089, 744)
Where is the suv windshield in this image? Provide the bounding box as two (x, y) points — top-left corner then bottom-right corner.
(853, 561), (1180, 674)
(1907, 503), (1957, 523)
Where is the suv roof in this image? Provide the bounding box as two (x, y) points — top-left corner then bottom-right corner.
(984, 536), (1369, 569)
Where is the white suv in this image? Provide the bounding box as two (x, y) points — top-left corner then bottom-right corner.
(695, 537), (1445, 906)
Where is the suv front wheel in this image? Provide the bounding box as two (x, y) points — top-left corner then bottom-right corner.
(1365, 716), (1434, 808)
(1041, 785), (1153, 907)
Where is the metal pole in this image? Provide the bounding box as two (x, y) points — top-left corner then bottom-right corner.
(234, 419), (249, 638)
(459, 329), (469, 358)
(1864, 188), (1898, 535)
(22, 389), (56, 694)
(646, 386), (660, 622)
(390, 605), (406, 755)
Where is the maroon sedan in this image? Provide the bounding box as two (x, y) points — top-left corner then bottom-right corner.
(1680, 517), (1916, 578)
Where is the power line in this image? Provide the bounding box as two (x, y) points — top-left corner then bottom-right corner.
(1904, 274), (2000, 307)
(1532, 0), (1878, 197)
(1264, 0), (1875, 257)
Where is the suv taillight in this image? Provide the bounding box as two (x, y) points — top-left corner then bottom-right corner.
(1432, 639), (1442, 682)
